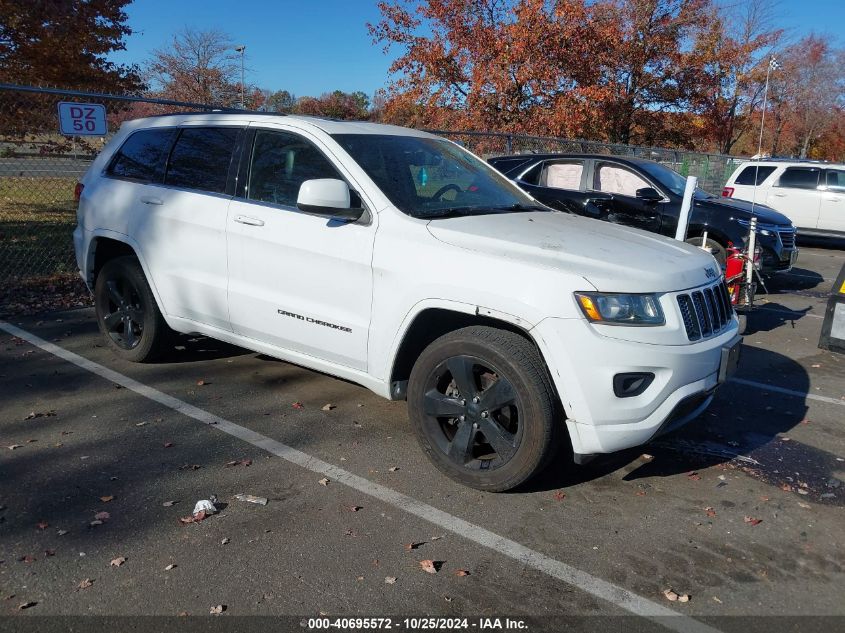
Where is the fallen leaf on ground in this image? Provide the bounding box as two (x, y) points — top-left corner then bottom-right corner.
(553, 491), (566, 501)
(225, 458), (252, 467)
(179, 510), (206, 525)
(110, 557), (126, 567)
(687, 472), (701, 481)
(7, 444), (23, 450)
(210, 605), (226, 615)
(196, 380), (207, 386)
(18, 601), (37, 610)
(100, 496), (115, 503)
(135, 421), (149, 427)
(94, 511), (110, 521)
(798, 502), (811, 509)
(162, 501), (177, 507)
(419, 560), (440, 574)
(744, 516), (763, 526)
(388, 466), (400, 472)
(89, 520), (103, 527)
(640, 453), (654, 461)
(346, 505), (362, 512)
(25, 410), (55, 420)
(56, 529), (68, 536)
(705, 507), (717, 517)
(163, 442), (174, 448)
(405, 542), (424, 550)
(18, 555), (35, 563)
(165, 564), (176, 570)
(77, 578), (94, 590)
(430, 535), (443, 541)
(384, 576), (397, 584)
(179, 464), (201, 471)
(221, 538), (230, 545)
(36, 521), (48, 530)
(44, 549), (56, 557)
(321, 403), (336, 411)
(663, 589), (678, 601)
(678, 594), (691, 603)
(292, 402), (304, 409)
(635, 490), (646, 496)
(318, 478), (330, 486)
(454, 569), (471, 577)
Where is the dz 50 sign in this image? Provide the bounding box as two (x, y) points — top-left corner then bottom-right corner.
(57, 102), (107, 136)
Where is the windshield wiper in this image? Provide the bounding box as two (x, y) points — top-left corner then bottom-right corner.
(420, 203), (548, 219)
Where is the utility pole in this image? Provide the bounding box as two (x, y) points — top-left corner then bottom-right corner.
(235, 45), (246, 109)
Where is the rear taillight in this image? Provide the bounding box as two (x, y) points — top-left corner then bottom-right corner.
(74, 182), (84, 203)
(721, 186), (734, 198)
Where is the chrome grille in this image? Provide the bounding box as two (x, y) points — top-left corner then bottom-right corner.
(677, 281), (734, 341)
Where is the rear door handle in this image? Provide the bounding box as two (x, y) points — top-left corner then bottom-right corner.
(234, 215), (265, 226)
(140, 196), (163, 205)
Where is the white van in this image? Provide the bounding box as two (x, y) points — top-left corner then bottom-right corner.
(74, 113), (741, 491)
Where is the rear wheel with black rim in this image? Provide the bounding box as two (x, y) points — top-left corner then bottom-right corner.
(94, 256), (171, 362)
(407, 326), (563, 491)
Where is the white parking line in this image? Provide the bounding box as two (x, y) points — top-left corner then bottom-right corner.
(0, 320), (720, 633)
(729, 377), (844, 407)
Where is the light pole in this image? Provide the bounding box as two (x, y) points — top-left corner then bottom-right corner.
(750, 56), (779, 215)
(234, 45), (246, 109)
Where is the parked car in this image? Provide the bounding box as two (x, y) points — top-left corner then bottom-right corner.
(74, 114), (740, 492)
(722, 159), (845, 238)
(488, 153), (799, 273)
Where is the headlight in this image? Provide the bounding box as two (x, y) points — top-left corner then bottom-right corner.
(574, 292), (665, 326)
(736, 218), (774, 236)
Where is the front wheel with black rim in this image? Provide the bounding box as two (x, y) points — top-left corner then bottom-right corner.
(94, 256), (171, 363)
(407, 326), (563, 492)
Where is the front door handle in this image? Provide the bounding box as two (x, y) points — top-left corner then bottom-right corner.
(771, 192), (787, 198)
(140, 196), (163, 205)
(234, 215), (265, 226)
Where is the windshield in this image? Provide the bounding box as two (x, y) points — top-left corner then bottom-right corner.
(332, 134), (543, 218)
(638, 161), (689, 197)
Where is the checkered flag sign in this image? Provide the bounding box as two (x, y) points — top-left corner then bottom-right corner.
(769, 56), (780, 71)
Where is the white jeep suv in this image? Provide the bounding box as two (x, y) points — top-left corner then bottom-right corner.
(74, 113), (741, 491)
(723, 160), (845, 237)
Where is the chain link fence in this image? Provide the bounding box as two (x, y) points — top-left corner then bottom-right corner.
(0, 83), (744, 315)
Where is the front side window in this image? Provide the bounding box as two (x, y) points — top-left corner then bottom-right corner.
(539, 160), (584, 191)
(593, 162), (651, 197)
(248, 130), (343, 207)
(332, 134), (538, 218)
(165, 127), (240, 194)
(735, 165), (776, 186)
(107, 128), (175, 182)
(777, 167), (821, 190)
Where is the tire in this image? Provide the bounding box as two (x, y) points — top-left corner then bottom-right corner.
(407, 326), (563, 492)
(686, 237), (726, 269)
(737, 312), (748, 336)
(94, 256), (171, 362)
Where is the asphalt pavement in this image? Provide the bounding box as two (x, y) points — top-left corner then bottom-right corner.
(1, 245), (843, 632)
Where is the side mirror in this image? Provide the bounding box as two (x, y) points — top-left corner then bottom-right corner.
(296, 178), (364, 221)
(635, 187), (662, 202)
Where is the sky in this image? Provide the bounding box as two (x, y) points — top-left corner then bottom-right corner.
(108, 0), (843, 100)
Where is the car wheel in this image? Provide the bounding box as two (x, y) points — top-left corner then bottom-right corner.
(407, 326), (562, 492)
(94, 256), (171, 363)
(686, 237), (726, 269)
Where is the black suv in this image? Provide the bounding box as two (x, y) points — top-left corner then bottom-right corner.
(488, 154), (798, 273)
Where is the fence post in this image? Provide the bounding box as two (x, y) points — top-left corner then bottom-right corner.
(506, 134), (513, 154)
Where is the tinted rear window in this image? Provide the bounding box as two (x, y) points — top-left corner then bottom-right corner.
(734, 165), (776, 186)
(107, 129), (175, 182)
(777, 167), (820, 190)
(165, 127), (240, 194)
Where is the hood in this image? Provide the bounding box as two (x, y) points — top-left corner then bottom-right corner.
(426, 211), (720, 293)
(696, 194), (793, 226)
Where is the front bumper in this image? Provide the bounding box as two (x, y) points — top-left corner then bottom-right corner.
(531, 316), (741, 455)
(758, 228), (798, 273)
